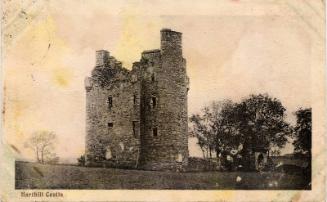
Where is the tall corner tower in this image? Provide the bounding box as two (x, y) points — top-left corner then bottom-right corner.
(139, 29), (189, 171)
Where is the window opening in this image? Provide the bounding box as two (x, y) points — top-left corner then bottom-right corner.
(133, 121), (138, 137)
(153, 128), (158, 137)
(107, 96), (113, 109)
(151, 97), (156, 108)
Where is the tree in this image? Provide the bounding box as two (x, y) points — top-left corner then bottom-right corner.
(223, 94), (290, 170)
(189, 113), (212, 158)
(189, 100), (235, 159)
(293, 108), (311, 155)
(214, 100), (241, 154)
(25, 130), (58, 163)
(234, 94), (291, 151)
(293, 108), (311, 185)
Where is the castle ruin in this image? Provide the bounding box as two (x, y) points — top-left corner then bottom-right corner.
(85, 29), (189, 171)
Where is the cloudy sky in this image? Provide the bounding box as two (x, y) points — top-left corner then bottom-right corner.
(4, 0), (322, 162)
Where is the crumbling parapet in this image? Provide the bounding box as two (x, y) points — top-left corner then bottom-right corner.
(95, 50), (110, 67)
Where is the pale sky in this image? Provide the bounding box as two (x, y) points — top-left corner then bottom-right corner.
(4, 0), (320, 162)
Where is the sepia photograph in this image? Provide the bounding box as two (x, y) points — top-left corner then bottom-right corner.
(1, 0), (326, 201)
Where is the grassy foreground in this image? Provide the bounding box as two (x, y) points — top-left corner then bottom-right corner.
(15, 161), (309, 190)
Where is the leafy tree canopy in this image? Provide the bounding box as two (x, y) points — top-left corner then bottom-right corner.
(293, 108), (312, 154)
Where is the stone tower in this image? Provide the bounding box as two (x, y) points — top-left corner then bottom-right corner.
(85, 29), (189, 171)
(138, 29), (189, 170)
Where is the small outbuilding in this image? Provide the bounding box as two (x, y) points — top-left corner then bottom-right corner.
(252, 147), (269, 171)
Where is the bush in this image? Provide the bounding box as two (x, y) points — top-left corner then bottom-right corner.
(77, 155), (85, 166)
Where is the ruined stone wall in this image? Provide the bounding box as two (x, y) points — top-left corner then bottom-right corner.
(85, 51), (141, 168)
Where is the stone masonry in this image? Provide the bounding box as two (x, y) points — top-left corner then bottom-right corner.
(85, 29), (189, 171)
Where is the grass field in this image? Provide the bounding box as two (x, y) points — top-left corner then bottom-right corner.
(15, 161), (310, 190)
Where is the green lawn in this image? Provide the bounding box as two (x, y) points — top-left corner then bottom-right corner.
(15, 161), (309, 190)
